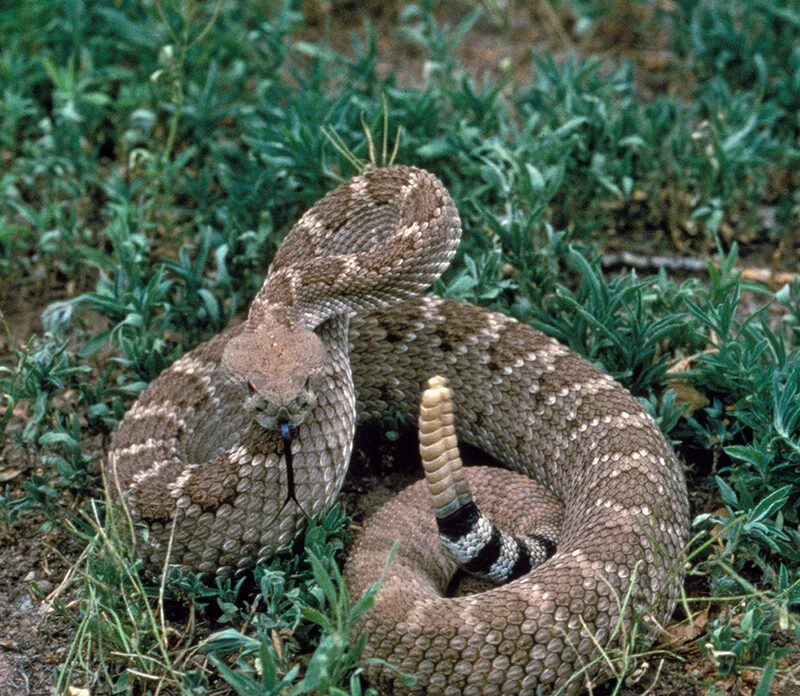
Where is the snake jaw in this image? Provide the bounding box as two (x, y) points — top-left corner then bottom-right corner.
(245, 382), (317, 430)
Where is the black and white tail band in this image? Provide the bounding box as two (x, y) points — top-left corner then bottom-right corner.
(418, 376), (557, 584)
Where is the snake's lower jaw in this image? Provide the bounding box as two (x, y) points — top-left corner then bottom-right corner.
(250, 404), (309, 431)
(252, 411), (279, 430)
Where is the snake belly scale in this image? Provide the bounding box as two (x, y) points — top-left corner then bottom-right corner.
(107, 165), (689, 694)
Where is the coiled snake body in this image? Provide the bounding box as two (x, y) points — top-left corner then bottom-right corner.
(108, 166), (688, 694)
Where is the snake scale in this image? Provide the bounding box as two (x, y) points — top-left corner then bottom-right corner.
(107, 166), (689, 694)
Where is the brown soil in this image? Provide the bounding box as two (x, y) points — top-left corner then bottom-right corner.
(0, 510), (83, 695)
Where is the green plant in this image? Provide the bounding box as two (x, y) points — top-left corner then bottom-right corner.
(704, 600), (790, 679)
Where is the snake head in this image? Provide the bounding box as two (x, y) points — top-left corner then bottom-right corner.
(220, 321), (327, 430)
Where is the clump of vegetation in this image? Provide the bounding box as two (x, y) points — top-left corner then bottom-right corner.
(1, 0), (798, 693)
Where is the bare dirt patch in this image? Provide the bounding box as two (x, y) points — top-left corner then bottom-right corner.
(0, 510), (83, 695)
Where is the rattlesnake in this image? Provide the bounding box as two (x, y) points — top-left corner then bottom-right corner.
(108, 165), (689, 694)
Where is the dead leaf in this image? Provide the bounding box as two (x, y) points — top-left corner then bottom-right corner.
(0, 468), (21, 482)
(710, 507), (733, 543)
(665, 348), (720, 418)
(668, 379), (710, 418)
(661, 606), (710, 647)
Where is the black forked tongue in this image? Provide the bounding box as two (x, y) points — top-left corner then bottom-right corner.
(278, 420), (306, 518)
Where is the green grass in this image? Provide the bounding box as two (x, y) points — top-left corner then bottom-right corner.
(1, 0), (799, 693)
